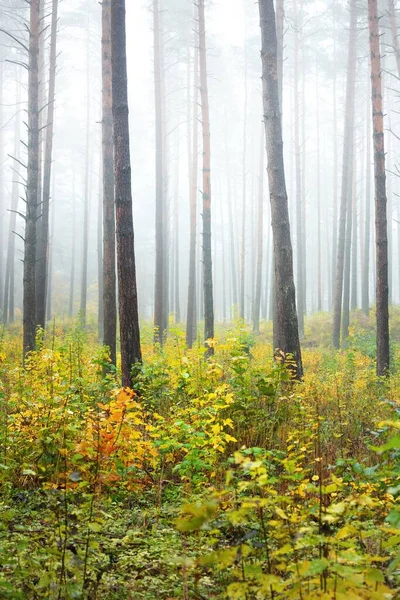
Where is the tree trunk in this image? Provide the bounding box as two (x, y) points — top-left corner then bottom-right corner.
(46, 168), (56, 321)
(293, 0), (304, 338)
(362, 74), (371, 316)
(3, 77), (21, 325)
(198, 0), (214, 354)
(35, 0), (58, 330)
(80, 7), (90, 326)
(342, 164), (354, 346)
(68, 173), (76, 318)
(259, 0), (303, 378)
(153, 0), (168, 345)
(253, 128), (264, 334)
(332, 0), (357, 349)
(102, 0), (117, 365)
(97, 168), (104, 341)
(239, 48), (247, 321)
(24, 0), (40, 356)
(388, 0), (400, 77)
(174, 132), (180, 324)
(316, 57), (322, 312)
(186, 46), (198, 348)
(332, 38), (338, 312)
(369, 0), (390, 375)
(351, 171), (358, 310)
(0, 62), (4, 308)
(111, 0), (142, 386)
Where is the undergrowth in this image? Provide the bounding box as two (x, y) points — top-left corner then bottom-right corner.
(0, 316), (400, 598)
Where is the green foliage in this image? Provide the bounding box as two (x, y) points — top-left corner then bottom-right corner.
(0, 318), (400, 598)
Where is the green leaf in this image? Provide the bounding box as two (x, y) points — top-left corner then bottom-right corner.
(371, 436), (400, 454)
(88, 522), (102, 533)
(365, 567), (385, 586)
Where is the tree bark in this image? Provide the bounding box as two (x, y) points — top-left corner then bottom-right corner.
(35, 0), (58, 329)
(332, 0), (357, 349)
(3, 76), (21, 325)
(369, 0), (390, 375)
(362, 73), (371, 316)
(102, 0), (117, 366)
(153, 0), (168, 345)
(80, 6), (91, 326)
(24, 0), (40, 356)
(198, 0), (214, 354)
(259, 0), (303, 378)
(186, 47), (198, 348)
(253, 128), (264, 334)
(111, 0), (142, 386)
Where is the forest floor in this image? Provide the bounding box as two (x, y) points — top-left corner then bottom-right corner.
(1, 311), (400, 599)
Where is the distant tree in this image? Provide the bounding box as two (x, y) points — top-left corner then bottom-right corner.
(369, 0), (389, 375)
(198, 0), (214, 354)
(153, 0), (168, 345)
(252, 128), (264, 335)
(36, 0), (58, 329)
(259, 0), (303, 378)
(24, 0), (40, 356)
(332, 0), (357, 349)
(111, 0), (142, 386)
(102, 0), (117, 366)
(185, 46), (199, 348)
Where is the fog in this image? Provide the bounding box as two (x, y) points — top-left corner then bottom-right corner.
(0, 0), (399, 342)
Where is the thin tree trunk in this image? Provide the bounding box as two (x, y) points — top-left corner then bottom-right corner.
(198, 0), (214, 353)
(388, 0), (400, 77)
(332, 38), (338, 312)
(362, 74), (371, 316)
(24, 0), (40, 356)
(153, 0), (167, 344)
(342, 164), (354, 345)
(351, 170), (358, 310)
(3, 78), (21, 325)
(68, 173), (76, 318)
(35, 0), (58, 329)
(46, 167), (55, 321)
(186, 46), (198, 348)
(369, 0), (390, 375)
(102, 0), (117, 365)
(253, 128), (264, 334)
(0, 62), (4, 307)
(276, 0), (284, 112)
(239, 48), (247, 321)
(316, 57), (322, 312)
(332, 0), (357, 349)
(97, 168), (104, 341)
(259, 0), (303, 378)
(293, 0), (304, 338)
(80, 7), (90, 326)
(111, 0), (142, 386)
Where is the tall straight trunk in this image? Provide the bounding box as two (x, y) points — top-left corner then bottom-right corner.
(153, 0), (167, 344)
(369, 0), (390, 375)
(253, 128), (264, 334)
(342, 165), (354, 345)
(174, 136), (180, 324)
(36, 0), (58, 329)
(3, 79), (21, 325)
(351, 171), (358, 310)
(46, 168), (56, 321)
(97, 170), (104, 341)
(362, 75), (371, 315)
(316, 58), (322, 312)
(186, 46), (198, 348)
(24, 0), (40, 356)
(198, 0), (214, 352)
(111, 0), (142, 386)
(102, 0), (117, 365)
(259, 0), (303, 378)
(301, 45), (307, 320)
(332, 0), (357, 349)
(220, 190), (227, 322)
(332, 38), (338, 312)
(293, 0), (304, 338)
(239, 51), (247, 321)
(80, 8), (90, 325)
(68, 173), (76, 318)
(225, 134), (238, 311)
